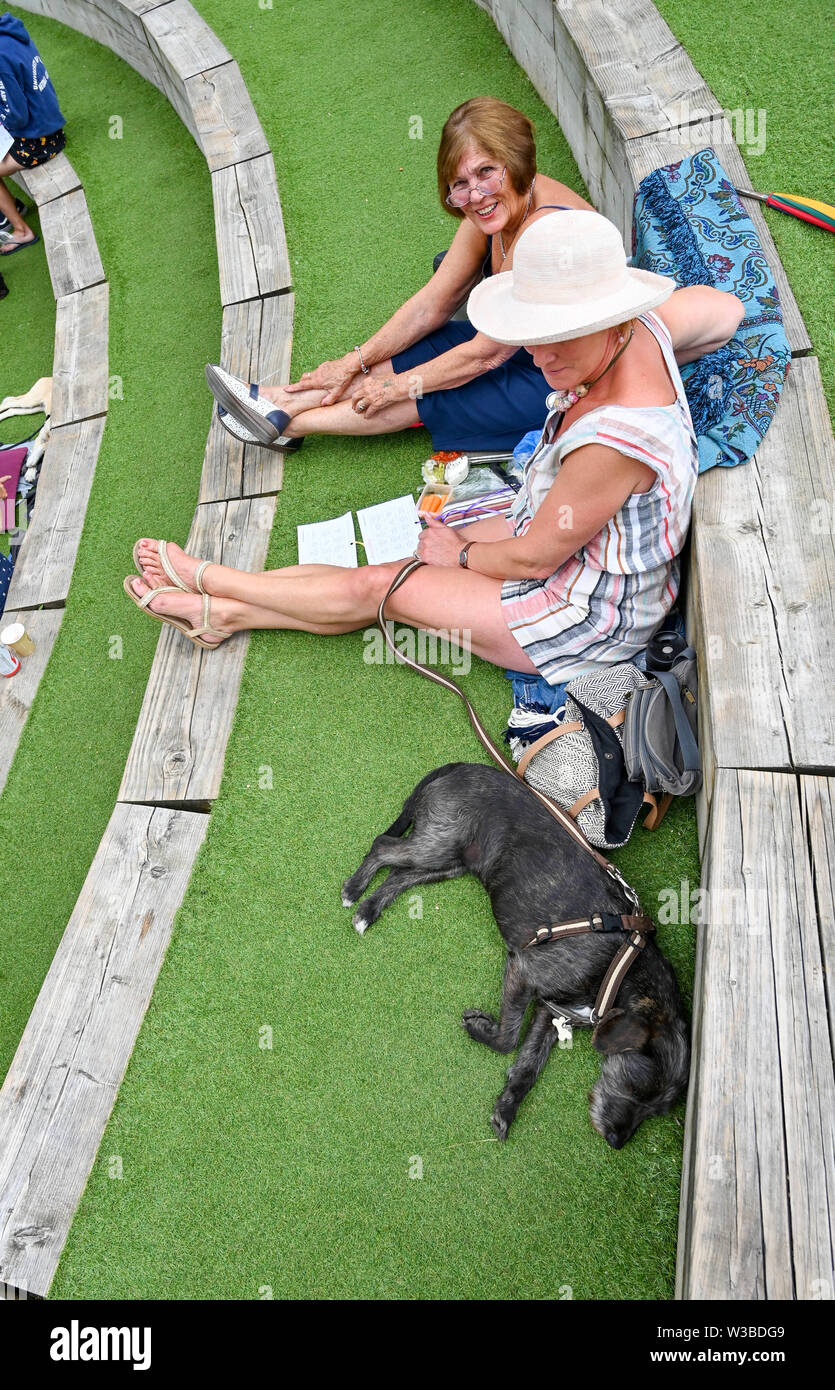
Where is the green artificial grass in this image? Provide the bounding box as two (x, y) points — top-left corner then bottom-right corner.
(39, 0), (698, 1302)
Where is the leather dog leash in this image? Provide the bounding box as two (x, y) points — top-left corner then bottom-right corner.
(377, 560), (654, 1027)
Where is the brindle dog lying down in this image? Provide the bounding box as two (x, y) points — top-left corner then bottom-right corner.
(342, 763), (689, 1148)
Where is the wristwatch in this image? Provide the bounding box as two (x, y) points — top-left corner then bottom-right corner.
(458, 542), (474, 568)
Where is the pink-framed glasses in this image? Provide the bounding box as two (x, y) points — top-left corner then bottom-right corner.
(445, 165), (506, 208)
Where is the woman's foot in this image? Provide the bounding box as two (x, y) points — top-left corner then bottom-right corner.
(135, 538), (212, 594)
(126, 575), (233, 647)
(0, 226), (37, 255)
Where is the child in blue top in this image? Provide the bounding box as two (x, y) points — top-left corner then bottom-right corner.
(0, 11), (65, 254)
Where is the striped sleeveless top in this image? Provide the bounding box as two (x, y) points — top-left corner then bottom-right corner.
(501, 311), (698, 685)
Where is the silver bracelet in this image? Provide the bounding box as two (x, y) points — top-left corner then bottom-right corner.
(354, 344), (370, 375)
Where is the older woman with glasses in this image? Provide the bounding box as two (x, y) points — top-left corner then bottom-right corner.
(205, 96), (592, 453)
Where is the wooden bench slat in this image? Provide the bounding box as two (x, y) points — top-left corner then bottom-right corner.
(552, 0), (723, 136)
(51, 283), (110, 428)
(677, 769), (835, 1299)
(212, 153), (292, 305)
(184, 60), (270, 172)
(5, 418), (106, 611)
(10, 153), (81, 209)
(0, 608), (65, 798)
(691, 356), (835, 774)
(491, 0), (557, 112)
(0, 802), (208, 1298)
(142, 0), (232, 81)
(118, 0), (173, 14)
(38, 188), (105, 299)
(118, 495), (276, 806)
(199, 293), (293, 503)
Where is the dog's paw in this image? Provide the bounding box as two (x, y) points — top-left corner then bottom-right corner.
(341, 878), (359, 907)
(352, 910), (370, 936)
(490, 1107), (511, 1142)
(462, 1008), (498, 1043)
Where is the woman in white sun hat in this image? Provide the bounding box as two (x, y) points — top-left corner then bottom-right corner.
(126, 211), (742, 683)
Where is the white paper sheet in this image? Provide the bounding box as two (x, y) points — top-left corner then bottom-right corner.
(0, 126), (12, 161)
(297, 510), (357, 567)
(356, 494), (421, 566)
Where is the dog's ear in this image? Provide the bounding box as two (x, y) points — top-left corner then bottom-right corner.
(592, 1008), (652, 1054)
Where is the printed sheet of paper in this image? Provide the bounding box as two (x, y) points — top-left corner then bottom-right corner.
(0, 126), (12, 161)
(297, 510), (357, 567)
(356, 494), (421, 566)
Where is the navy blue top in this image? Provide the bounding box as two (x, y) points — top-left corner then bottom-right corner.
(0, 13), (65, 139)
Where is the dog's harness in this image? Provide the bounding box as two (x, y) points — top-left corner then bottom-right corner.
(524, 912), (655, 1028)
(379, 559), (655, 1032)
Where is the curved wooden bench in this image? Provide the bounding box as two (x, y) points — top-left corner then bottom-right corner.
(0, 151), (108, 795)
(476, 0), (835, 1300)
(0, 0), (291, 1298)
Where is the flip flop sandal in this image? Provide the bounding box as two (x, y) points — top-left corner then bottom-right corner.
(123, 576), (230, 650)
(205, 363), (294, 446)
(0, 233), (40, 255)
(132, 537), (207, 593)
(216, 401), (302, 453)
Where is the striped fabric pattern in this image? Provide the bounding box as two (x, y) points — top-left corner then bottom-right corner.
(501, 313), (698, 685)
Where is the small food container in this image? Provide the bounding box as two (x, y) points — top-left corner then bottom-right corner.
(421, 452), (470, 487)
(416, 481), (454, 517)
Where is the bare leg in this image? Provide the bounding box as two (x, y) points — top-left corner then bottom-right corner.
(249, 357), (421, 438)
(135, 534), (538, 671)
(125, 576), (370, 643)
(0, 160), (34, 245)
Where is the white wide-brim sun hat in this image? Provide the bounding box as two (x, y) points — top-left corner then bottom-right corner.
(467, 209), (676, 346)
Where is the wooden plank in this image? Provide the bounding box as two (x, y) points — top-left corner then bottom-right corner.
(10, 154), (80, 209)
(119, 0), (173, 14)
(199, 293), (293, 503)
(51, 283), (110, 428)
(0, 802), (208, 1298)
(802, 777), (835, 1062)
(38, 189), (105, 299)
(142, 0), (231, 81)
(678, 769), (835, 1299)
(119, 494), (276, 806)
(553, 0), (722, 141)
(5, 418), (106, 611)
(491, 0), (557, 112)
(692, 357), (835, 772)
(0, 608), (65, 798)
(689, 495), (792, 772)
(624, 135), (811, 356)
(212, 153), (292, 305)
(184, 61), (270, 172)
(12, 0), (163, 89)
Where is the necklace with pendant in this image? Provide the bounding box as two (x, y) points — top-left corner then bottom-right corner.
(499, 176), (536, 263)
(545, 326), (635, 414)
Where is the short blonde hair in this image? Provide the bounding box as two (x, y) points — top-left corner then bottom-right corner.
(437, 97), (536, 217)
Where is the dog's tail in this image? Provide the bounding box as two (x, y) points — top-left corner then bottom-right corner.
(382, 763), (467, 837)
